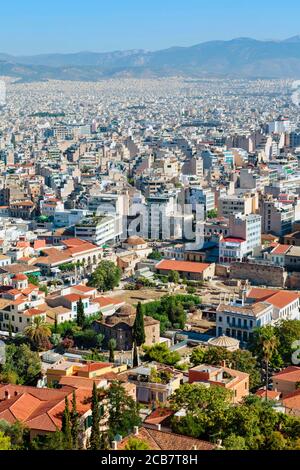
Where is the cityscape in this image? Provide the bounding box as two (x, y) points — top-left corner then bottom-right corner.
(1, 0), (300, 459)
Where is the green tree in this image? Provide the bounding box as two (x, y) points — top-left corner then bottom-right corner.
(168, 270), (180, 284)
(124, 437), (150, 450)
(170, 384), (232, 440)
(257, 329), (279, 399)
(0, 431), (11, 450)
(133, 303), (145, 346)
(90, 382), (101, 450)
(24, 316), (51, 351)
(0, 421), (28, 450)
(148, 250), (163, 261)
(8, 320), (13, 339)
(132, 342), (139, 368)
(0, 344), (41, 385)
(76, 298), (85, 328)
(71, 391), (80, 449)
(223, 434), (247, 450)
(207, 209), (218, 219)
(274, 320), (300, 364)
(143, 343), (181, 366)
(88, 261), (121, 292)
(62, 397), (72, 450)
(108, 382), (141, 440)
(108, 338), (116, 363)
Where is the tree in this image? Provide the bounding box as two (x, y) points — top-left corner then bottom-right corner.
(8, 320), (12, 339)
(24, 316), (51, 351)
(132, 342), (139, 368)
(257, 329), (279, 399)
(108, 338), (116, 363)
(108, 382), (141, 440)
(274, 320), (300, 364)
(133, 303), (145, 347)
(90, 382), (101, 450)
(0, 421), (27, 450)
(207, 209), (218, 219)
(170, 384), (232, 439)
(88, 261), (121, 292)
(223, 434), (247, 450)
(148, 250), (163, 261)
(76, 298), (85, 328)
(124, 437), (150, 450)
(62, 397), (72, 450)
(0, 344), (41, 385)
(168, 270), (180, 284)
(143, 343), (181, 366)
(71, 391), (80, 450)
(0, 431), (11, 450)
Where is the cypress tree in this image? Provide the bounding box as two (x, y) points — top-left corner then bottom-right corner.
(108, 339), (116, 363)
(90, 382), (101, 450)
(54, 314), (58, 334)
(133, 302), (145, 346)
(62, 396), (72, 450)
(76, 298), (85, 328)
(133, 341), (139, 367)
(71, 390), (80, 449)
(8, 320), (12, 339)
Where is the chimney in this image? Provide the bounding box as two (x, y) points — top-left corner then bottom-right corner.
(112, 441), (118, 450)
(4, 390), (10, 400)
(156, 424), (161, 431)
(133, 426), (139, 436)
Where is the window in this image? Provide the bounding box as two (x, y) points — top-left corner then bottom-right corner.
(219, 316), (223, 323)
(19, 317), (22, 323)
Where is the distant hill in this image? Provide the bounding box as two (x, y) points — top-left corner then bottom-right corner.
(2, 37), (300, 82)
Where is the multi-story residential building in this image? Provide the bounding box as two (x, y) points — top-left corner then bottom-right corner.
(260, 198), (295, 236)
(218, 193), (258, 218)
(75, 216), (118, 246)
(229, 213), (262, 256)
(186, 187), (215, 214)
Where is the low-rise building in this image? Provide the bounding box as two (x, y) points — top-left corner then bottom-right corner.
(188, 364), (249, 404)
(156, 259), (215, 281)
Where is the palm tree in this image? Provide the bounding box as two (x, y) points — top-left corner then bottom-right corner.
(260, 334), (279, 400)
(24, 316), (51, 351)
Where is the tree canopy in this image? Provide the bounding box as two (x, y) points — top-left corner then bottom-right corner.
(88, 261), (121, 292)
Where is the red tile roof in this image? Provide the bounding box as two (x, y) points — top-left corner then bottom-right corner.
(272, 366), (300, 383)
(156, 260), (211, 274)
(271, 244), (291, 255)
(118, 427), (216, 451)
(0, 384), (92, 433)
(247, 288), (299, 309)
(221, 237), (245, 244)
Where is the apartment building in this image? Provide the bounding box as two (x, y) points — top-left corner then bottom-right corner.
(218, 193), (258, 218)
(75, 216), (118, 246)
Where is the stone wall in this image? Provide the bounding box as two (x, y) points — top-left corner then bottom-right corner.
(230, 262), (287, 287)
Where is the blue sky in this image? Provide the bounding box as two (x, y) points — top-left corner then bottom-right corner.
(2, 0), (300, 55)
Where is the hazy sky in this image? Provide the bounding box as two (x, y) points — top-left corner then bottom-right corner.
(2, 0), (300, 55)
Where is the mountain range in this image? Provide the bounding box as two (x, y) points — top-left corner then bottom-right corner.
(2, 37), (300, 82)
